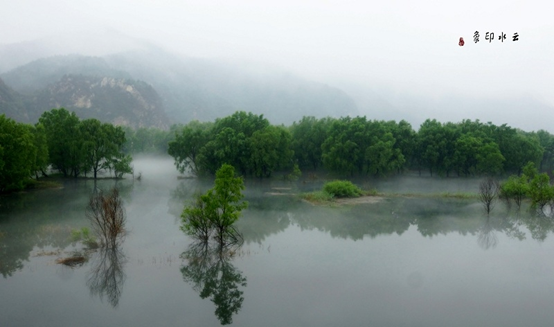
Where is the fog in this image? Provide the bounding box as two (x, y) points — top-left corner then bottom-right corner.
(2, 0), (553, 131)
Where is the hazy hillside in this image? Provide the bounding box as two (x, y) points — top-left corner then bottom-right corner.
(105, 49), (359, 124)
(0, 78), (28, 121)
(23, 75), (168, 128)
(1, 55), (130, 94)
(1, 45), (360, 126)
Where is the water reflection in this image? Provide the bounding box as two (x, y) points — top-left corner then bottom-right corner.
(0, 221), (73, 277)
(181, 242), (247, 325)
(519, 212), (554, 242)
(86, 246), (127, 307)
(478, 216), (498, 250)
(0, 178), (132, 279)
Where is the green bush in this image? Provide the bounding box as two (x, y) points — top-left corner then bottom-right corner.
(323, 180), (363, 198)
(70, 227), (98, 248)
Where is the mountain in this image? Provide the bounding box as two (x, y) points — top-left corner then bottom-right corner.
(1, 45), (359, 126)
(0, 78), (28, 121)
(104, 49), (359, 124)
(1, 55), (130, 94)
(23, 75), (169, 128)
(0, 30), (150, 74)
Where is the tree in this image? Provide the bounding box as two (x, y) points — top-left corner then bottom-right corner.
(86, 187), (126, 248)
(417, 119), (458, 176)
(168, 121), (212, 175)
(528, 173), (554, 210)
(290, 116), (332, 170)
(107, 154), (133, 178)
(365, 132), (405, 176)
(39, 108), (83, 177)
(80, 119), (111, 179)
(29, 123), (49, 179)
(501, 133), (543, 174)
(322, 117), (367, 176)
(500, 175), (529, 209)
(0, 115), (36, 191)
(479, 177), (500, 214)
(181, 164), (248, 245)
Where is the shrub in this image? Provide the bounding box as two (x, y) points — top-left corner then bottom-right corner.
(71, 227), (98, 248)
(323, 180), (363, 198)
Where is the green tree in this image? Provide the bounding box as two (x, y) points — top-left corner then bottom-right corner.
(500, 175), (529, 209)
(322, 117), (368, 176)
(168, 121), (213, 175)
(365, 132), (405, 176)
(80, 119), (109, 179)
(107, 154), (133, 178)
(249, 126), (293, 177)
(39, 108), (83, 177)
(536, 130), (554, 173)
(0, 115), (36, 191)
(28, 123), (49, 179)
(476, 142), (505, 175)
(290, 116), (332, 170)
(501, 132), (543, 174)
(385, 120), (415, 172)
(528, 173), (554, 210)
(181, 164), (248, 245)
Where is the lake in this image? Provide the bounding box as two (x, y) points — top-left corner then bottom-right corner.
(2, 156), (554, 327)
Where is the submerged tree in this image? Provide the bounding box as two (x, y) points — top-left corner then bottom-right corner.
(87, 187), (126, 248)
(181, 164), (248, 246)
(500, 175), (529, 209)
(479, 177), (500, 214)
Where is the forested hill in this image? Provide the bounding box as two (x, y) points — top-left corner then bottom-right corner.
(0, 49), (358, 126)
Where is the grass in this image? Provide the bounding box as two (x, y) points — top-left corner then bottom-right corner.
(300, 188), (379, 205)
(24, 179), (63, 190)
(377, 191), (478, 199)
(301, 189), (478, 206)
(300, 191), (334, 204)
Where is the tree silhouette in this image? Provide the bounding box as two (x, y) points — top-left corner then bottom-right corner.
(87, 245), (127, 307)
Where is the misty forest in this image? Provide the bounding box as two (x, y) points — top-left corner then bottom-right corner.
(2, 3), (554, 325)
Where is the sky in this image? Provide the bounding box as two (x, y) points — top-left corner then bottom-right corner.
(2, 0), (554, 127)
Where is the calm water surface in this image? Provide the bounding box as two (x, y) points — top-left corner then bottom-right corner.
(2, 156), (554, 327)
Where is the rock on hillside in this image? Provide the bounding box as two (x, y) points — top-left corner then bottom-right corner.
(24, 75), (169, 128)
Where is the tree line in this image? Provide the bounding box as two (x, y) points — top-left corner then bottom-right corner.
(168, 112), (553, 178)
(0, 108), (132, 192)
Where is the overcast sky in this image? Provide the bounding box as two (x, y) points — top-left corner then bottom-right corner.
(2, 0), (554, 110)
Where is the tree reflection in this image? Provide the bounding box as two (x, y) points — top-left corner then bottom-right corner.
(519, 212), (554, 242)
(181, 242), (247, 325)
(86, 245), (127, 307)
(478, 216), (498, 250)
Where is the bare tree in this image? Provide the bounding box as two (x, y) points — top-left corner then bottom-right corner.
(479, 177), (500, 214)
(87, 187), (126, 248)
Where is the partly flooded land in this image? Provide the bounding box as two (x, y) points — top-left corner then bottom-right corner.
(2, 156), (554, 327)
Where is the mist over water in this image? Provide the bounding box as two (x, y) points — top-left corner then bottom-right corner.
(2, 156), (554, 326)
